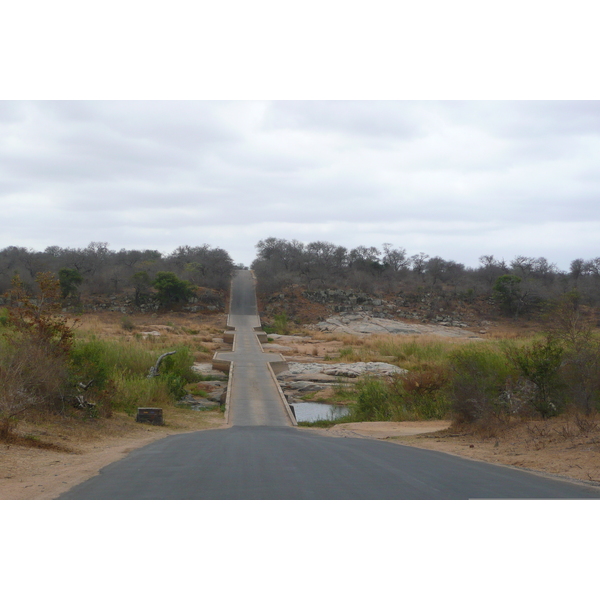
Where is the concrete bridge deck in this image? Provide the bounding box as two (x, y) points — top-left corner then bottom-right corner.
(214, 270), (295, 427)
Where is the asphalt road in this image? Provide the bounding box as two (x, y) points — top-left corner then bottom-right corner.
(60, 426), (600, 499)
(58, 270), (600, 500)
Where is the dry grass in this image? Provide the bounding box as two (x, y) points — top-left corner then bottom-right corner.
(484, 326), (540, 340)
(70, 311), (227, 360)
(72, 311), (226, 340)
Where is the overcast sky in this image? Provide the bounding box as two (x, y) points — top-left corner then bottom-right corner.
(1, 100), (599, 270)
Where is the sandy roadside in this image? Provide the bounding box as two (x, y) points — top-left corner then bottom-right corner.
(0, 412), (227, 500)
(323, 420), (452, 439)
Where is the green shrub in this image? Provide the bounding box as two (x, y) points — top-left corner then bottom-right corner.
(353, 378), (397, 421)
(74, 337), (154, 377)
(69, 339), (111, 391)
(505, 337), (565, 418)
(264, 313), (290, 335)
(69, 338), (199, 414)
(161, 372), (187, 401)
(153, 272), (196, 307)
(158, 346), (198, 383)
(121, 316), (135, 331)
(350, 372), (450, 422)
(448, 344), (515, 423)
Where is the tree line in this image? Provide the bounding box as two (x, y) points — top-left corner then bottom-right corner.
(3, 238), (600, 317)
(251, 237), (600, 315)
(0, 242), (237, 303)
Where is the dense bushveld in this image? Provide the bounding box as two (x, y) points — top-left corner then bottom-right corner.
(0, 272), (221, 442)
(0, 242), (236, 300)
(251, 237), (600, 316)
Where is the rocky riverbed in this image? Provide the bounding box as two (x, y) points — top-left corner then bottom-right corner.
(276, 361), (406, 403)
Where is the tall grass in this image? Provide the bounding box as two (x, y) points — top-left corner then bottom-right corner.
(111, 374), (173, 414)
(349, 373), (451, 421)
(70, 335), (200, 415)
(370, 336), (450, 370)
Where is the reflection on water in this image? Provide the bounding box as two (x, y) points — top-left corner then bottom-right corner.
(290, 402), (350, 423)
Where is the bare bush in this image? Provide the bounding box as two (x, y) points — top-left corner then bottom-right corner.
(1, 272), (74, 438)
(0, 337), (69, 438)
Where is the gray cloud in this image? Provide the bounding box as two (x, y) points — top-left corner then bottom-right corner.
(1, 100), (599, 269)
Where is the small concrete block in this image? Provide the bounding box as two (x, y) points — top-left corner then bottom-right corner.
(136, 407), (164, 425)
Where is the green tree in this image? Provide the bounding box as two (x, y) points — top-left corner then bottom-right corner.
(131, 271), (152, 306)
(493, 274), (524, 316)
(505, 337), (564, 418)
(152, 272), (196, 307)
(58, 268), (83, 299)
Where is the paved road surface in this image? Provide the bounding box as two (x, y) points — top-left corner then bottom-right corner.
(59, 270), (600, 500)
(60, 426), (600, 499)
(215, 271), (292, 427)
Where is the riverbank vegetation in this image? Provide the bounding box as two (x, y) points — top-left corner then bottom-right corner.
(300, 293), (600, 428)
(0, 273), (225, 444)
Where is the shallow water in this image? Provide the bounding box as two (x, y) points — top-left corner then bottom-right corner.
(290, 402), (350, 423)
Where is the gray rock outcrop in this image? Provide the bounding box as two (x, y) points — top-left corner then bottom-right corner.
(312, 315), (479, 338)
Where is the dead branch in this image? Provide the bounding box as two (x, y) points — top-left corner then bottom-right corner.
(148, 351), (177, 378)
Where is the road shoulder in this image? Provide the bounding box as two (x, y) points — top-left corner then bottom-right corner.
(0, 410), (226, 500)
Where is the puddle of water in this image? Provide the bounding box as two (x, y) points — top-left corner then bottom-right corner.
(290, 402), (350, 423)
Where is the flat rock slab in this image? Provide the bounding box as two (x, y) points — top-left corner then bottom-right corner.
(279, 361), (407, 378)
(192, 363), (228, 379)
(314, 316), (481, 339)
(277, 372), (344, 384)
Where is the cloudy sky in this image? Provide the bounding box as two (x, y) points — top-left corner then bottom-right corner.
(1, 100), (599, 270)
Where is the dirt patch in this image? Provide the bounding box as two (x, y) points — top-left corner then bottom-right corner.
(0, 409), (226, 500)
(326, 420), (451, 439)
